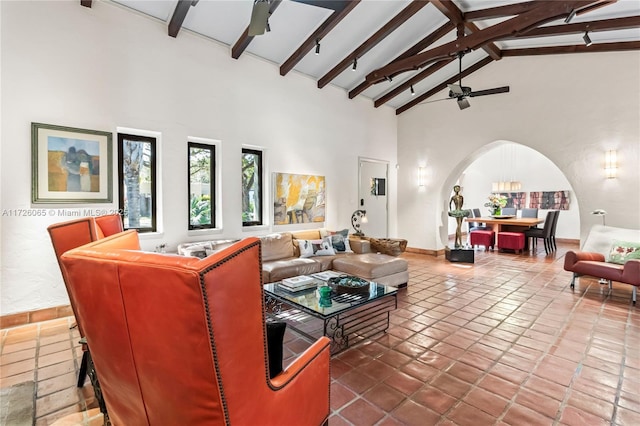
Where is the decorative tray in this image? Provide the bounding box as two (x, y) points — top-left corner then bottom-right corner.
(327, 275), (370, 294)
(490, 215), (516, 219)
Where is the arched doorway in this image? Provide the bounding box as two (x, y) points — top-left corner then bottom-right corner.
(439, 140), (580, 248)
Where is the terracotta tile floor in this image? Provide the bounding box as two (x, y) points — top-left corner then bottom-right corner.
(1, 241), (639, 425)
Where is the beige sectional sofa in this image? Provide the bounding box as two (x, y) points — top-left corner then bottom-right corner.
(261, 229), (409, 288)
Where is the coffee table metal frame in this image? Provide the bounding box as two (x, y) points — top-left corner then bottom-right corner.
(264, 278), (397, 355)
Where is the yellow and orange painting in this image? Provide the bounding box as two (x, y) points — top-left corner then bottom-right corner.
(273, 173), (325, 224)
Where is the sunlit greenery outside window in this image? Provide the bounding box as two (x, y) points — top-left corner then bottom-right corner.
(118, 133), (156, 232)
(188, 142), (215, 230)
(242, 148), (263, 226)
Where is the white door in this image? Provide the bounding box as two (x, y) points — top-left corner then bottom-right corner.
(358, 158), (388, 237)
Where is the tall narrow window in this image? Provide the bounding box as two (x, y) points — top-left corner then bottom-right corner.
(188, 142), (215, 229)
(118, 133), (156, 232)
(242, 148), (263, 226)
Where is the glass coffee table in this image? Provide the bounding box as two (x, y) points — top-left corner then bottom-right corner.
(264, 275), (398, 355)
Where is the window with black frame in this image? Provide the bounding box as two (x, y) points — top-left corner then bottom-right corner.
(188, 142), (215, 230)
(118, 133), (156, 232)
(242, 148), (263, 227)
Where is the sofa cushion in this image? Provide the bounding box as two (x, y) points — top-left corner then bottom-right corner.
(291, 229), (323, 240)
(298, 237), (336, 258)
(262, 258), (322, 282)
(308, 254), (343, 271)
(333, 253), (408, 280)
(571, 260), (624, 282)
(582, 224), (640, 256)
(261, 233), (294, 262)
(607, 240), (640, 265)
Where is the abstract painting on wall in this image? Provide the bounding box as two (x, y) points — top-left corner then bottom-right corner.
(529, 191), (570, 210)
(32, 122), (112, 203)
(273, 173), (325, 224)
(499, 192), (526, 209)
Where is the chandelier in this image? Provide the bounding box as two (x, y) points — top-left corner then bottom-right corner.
(491, 144), (521, 192)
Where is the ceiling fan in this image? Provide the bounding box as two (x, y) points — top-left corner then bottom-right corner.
(428, 52), (510, 110)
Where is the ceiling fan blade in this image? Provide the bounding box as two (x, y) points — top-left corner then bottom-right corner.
(248, 1), (270, 36)
(457, 97), (470, 110)
(469, 86), (510, 97)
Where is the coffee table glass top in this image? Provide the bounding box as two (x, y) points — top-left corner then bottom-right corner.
(264, 277), (397, 318)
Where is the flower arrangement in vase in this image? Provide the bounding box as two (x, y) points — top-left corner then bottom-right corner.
(484, 194), (508, 215)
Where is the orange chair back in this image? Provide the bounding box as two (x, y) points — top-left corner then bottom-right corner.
(47, 214), (125, 336)
(61, 233), (330, 425)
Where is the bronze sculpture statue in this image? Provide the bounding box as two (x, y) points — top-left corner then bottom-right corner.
(448, 185), (470, 249)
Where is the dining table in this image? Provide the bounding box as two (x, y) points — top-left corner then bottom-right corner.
(465, 216), (545, 249)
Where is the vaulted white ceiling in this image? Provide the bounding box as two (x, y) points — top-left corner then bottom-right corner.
(106, 0), (640, 113)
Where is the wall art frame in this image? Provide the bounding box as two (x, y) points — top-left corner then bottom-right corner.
(31, 122), (113, 204)
(273, 172), (325, 225)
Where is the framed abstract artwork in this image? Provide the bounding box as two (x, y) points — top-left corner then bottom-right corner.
(31, 122), (113, 204)
(529, 190), (570, 210)
(499, 192), (526, 209)
(273, 172), (325, 224)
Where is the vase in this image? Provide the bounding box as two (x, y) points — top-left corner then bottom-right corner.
(492, 207), (501, 216)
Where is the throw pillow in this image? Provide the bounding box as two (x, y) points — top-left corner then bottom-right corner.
(607, 240), (640, 265)
(298, 237), (336, 258)
(330, 229), (353, 253)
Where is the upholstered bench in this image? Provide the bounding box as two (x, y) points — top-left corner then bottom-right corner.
(498, 232), (525, 254)
(332, 253), (408, 288)
(470, 230), (495, 251)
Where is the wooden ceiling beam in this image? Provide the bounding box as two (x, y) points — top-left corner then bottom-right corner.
(502, 40), (640, 56)
(429, 0), (464, 24)
(467, 22), (502, 61)
(373, 58), (453, 108)
(168, 0), (198, 38)
(232, 1), (283, 59)
(279, 0), (359, 76)
(348, 21), (454, 99)
(395, 56), (494, 115)
(465, 0), (615, 21)
(80, 0), (92, 7)
(513, 15), (640, 39)
(431, 1), (502, 60)
(367, 0), (601, 84)
(317, 0), (430, 89)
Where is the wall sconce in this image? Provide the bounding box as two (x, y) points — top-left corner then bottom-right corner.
(605, 150), (617, 178)
(418, 167), (425, 187)
(351, 210), (368, 236)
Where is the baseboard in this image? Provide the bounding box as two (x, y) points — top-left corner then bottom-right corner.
(0, 305), (73, 329)
(557, 238), (579, 246)
(406, 247), (444, 256)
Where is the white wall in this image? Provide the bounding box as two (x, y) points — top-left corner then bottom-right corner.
(399, 52), (640, 250)
(0, 1), (397, 315)
(447, 142), (580, 240)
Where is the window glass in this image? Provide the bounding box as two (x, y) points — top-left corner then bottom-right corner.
(189, 142), (215, 229)
(118, 133), (156, 232)
(242, 148), (263, 226)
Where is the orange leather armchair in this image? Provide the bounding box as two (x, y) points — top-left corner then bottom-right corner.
(48, 215), (124, 323)
(61, 231), (331, 425)
(47, 214), (124, 413)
